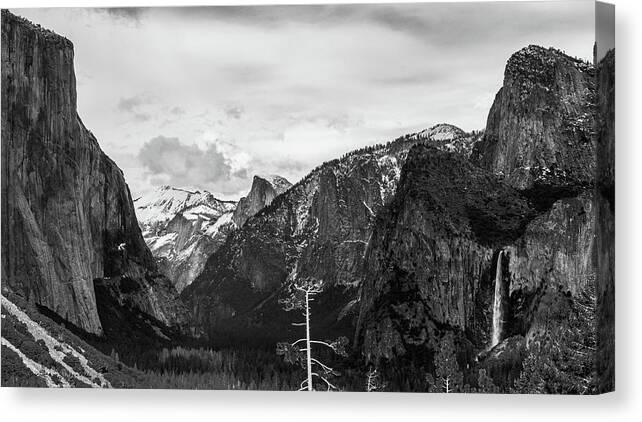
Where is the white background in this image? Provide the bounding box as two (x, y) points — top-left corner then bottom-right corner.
(0, 0), (639, 421)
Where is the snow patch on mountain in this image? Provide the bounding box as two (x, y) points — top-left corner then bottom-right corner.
(1, 294), (111, 388)
(377, 155), (402, 202)
(135, 186), (235, 233)
(411, 123), (478, 157)
(205, 211), (234, 238)
(260, 175), (292, 195)
(418, 123), (467, 141)
(134, 186), (237, 291)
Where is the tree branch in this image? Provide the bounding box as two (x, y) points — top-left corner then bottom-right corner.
(309, 340), (334, 348)
(311, 358), (333, 373)
(312, 373), (338, 391)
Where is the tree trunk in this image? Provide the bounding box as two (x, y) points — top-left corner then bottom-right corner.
(305, 290), (313, 391)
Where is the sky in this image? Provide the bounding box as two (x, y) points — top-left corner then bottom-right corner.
(13, 1), (595, 200)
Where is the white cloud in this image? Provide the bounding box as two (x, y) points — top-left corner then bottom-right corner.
(12, 2), (594, 199)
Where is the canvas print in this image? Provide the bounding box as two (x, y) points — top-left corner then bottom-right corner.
(1, 1), (615, 393)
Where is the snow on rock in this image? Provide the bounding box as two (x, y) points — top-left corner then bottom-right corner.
(1, 294), (111, 388)
(411, 123), (478, 157)
(377, 155), (401, 202)
(204, 211), (234, 238)
(261, 175), (293, 195)
(134, 186), (237, 292)
(135, 186), (235, 233)
(1, 337), (70, 387)
(418, 123), (467, 141)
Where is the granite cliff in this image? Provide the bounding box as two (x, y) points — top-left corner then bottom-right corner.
(232, 175), (292, 227)
(1, 10), (188, 336)
(472, 46), (596, 192)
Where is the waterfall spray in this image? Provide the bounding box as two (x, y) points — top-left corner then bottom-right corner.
(491, 251), (504, 348)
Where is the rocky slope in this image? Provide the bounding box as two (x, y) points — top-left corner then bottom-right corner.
(1, 10), (188, 337)
(232, 175), (292, 227)
(182, 126), (477, 343)
(472, 45), (596, 191)
(135, 186), (236, 292)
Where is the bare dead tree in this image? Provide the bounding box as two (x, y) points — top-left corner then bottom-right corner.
(276, 276), (348, 391)
(366, 367), (386, 392)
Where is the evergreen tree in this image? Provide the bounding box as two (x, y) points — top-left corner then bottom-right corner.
(477, 368), (500, 393)
(426, 332), (464, 393)
(511, 347), (547, 394)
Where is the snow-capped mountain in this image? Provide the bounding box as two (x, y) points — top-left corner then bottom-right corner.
(135, 186), (237, 292)
(134, 177), (292, 292)
(135, 186), (236, 233)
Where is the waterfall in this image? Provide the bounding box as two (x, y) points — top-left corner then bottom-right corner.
(491, 251), (504, 348)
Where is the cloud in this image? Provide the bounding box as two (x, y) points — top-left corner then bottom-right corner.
(158, 3), (592, 50)
(97, 7), (147, 22)
(133, 113), (151, 122)
(117, 93), (156, 122)
(269, 158), (309, 175)
(13, 2), (595, 200)
(138, 136), (249, 194)
(224, 105), (244, 120)
(117, 95), (145, 113)
(117, 93), (154, 112)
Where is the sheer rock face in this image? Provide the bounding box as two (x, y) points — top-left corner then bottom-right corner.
(135, 186), (236, 292)
(505, 192), (595, 298)
(182, 129), (472, 342)
(595, 49), (615, 392)
(505, 191), (595, 349)
(1, 10), (188, 335)
(231, 175), (291, 228)
(472, 46), (596, 190)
